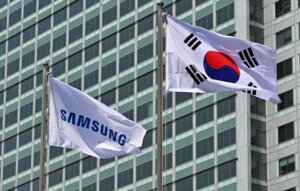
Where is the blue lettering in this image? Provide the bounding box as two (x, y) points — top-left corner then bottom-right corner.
(68, 112), (76, 125)
(100, 124), (108, 136)
(77, 115), (90, 129)
(60, 109), (67, 121)
(109, 129), (117, 141)
(118, 134), (127, 146)
(92, 120), (99, 132)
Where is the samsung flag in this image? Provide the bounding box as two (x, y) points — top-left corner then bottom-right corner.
(166, 15), (280, 104)
(48, 77), (146, 158)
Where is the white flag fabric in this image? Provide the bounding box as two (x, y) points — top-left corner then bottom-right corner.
(48, 77), (146, 158)
(166, 15), (280, 104)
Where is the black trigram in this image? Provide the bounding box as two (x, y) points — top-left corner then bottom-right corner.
(244, 82), (257, 95)
(185, 64), (207, 85)
(238, 47), (259, 68)
(183, 33), (201, 51)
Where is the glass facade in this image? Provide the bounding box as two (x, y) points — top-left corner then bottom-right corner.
(0, 0), (298, 191)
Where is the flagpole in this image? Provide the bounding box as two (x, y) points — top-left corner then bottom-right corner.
(40, 63), (49, 191)
(157, 2), (164, 191)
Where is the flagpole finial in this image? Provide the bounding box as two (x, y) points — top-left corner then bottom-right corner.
(157, 1), (164, 6)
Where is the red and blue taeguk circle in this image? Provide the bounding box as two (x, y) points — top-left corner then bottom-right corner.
(203, 51), (240, 83)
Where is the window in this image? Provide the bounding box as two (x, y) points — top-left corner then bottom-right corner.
(100, 158), (114, 166)
(119, 81), (134, 101)
(278, 89), (293, 111)
(250, 0), (264, 23)
(218, 127), (236, 149)
(24, 0), (36, 17)
(122, 109), (133, 121)
(277, 58), (292, 79)
(102, 34), (116, 53)
(284, 188), (296, 191)
(68, 51), (82, 70)
(34, 124), (41, 139)
(48, 169), (63, 187)
(69, 0), (83, 17)
(69, 78), (81, 90)
(38, 17), (51, 35)
(176, 176), (193, 191)
(9, 8), (21, 26)
(18, 155), (31, 173)
(19, 129), (32, 146)
(138, 0), (151, 7)
(69, 24), (83, 43)
(175, 92), (192, 104)
(36, 71), (43, 86)
(85, 43), (99, 62)
(136, 161), (152, 181)
(137, 101), (152, 121)
(196, 136), (214, 157)
(276, 0), (291, 17)
(22, 50), (35, 69)
(218, 160), (236, 181)
(17, 182), (31, 191)
(7, 58), (19, 76)
(142, 130), (152, 149)
(163, 152), (172, 169)
(163, 122), (172, 140)
(35, 97), (42, 112)
(4, 135), (16, 153)
(137, 43), (153, 63)
(82, 157), (97, 173)
(250, 96), (266, 116)
(163, 93), (173, 110)
(6, 84), (18, 101)
(101, 89), (116, 106)
(276, 27), (292, 48)
(176, 0), (192, 16)
(0, 17), (6, 32)
(86, 0), (98, 9)
(138, 15), (153, 35)
(196, 13), (213, 30)
(120, 25), (134, 44)
(251, 119), (266, 148)
(217, 96), (235, 117)
(216, 3), (234, 25)
(54, 8), (67, 26)
(196, 105), (214, 126)
(86, 15), (100, 35)
(176, 145), (193, 165)
(49, 146), (63, 159)
(52, 60), (66, 76)
(37, 42), (50, 60)
(5, 110), (18, 127)
(118, 168), (133, 188)
(119, 52), (134, 72)
(278, 122), (294, 143)
(279, 155), (295, 176)
(20, 102), (33, 120)
(101, 61), (116, 80)
(39, 0), (51, 9)
(3, 162), (15, 179)
(196, 0), (209, 6)
(23, 25), (36, 43)
(53, 33), (66, 52)
(100, 176), (114, 190)
(196, 168), (214, 189)
(65, 162), (79, 180)
(120, 0), (135, 16)
(8, 34), (20, 51)
(34, 151), (40, 166)
(175, 114), (193, 135)
(0, 42), (5, 56)
(82, 183), (96, 191)
(137, 72), (153, 92)
(84, 70), (98, 89)
(102, 6), (117, 26)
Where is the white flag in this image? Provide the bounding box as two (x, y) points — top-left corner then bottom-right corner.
(48, 77), (146, 158)
(166, 15), (280, 104)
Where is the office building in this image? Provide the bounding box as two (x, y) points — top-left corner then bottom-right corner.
(0, 0), (298, 190)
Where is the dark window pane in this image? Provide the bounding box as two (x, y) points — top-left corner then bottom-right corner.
(82, 156), (97, 173)
(101, 89), (116, 106)
(86, 0), (98, 9)
(137, 101), (152, 121)
(175, 114), (193, 135)
(196, 13), (213, 30)
(197, 168), (214, 189)
(102, 34), (116, 53)
(86, 15), (100, 35)
(102, 6), (117, 26)
(24, 0), (36, 17)
(278, 90), (293, 111)
(49, 169), (63, 187)
(6, 84), (19, 101)
(196, 136), (214, 157)
(277, 58), (292, 79)
(65, 162), (80, 180)
(20, 102), (33, 120)
(119, 52), (134, 72)
(136, 161), (152, 181)
(18, 155), (31, 173)
(118, 169), (133, 188)
(38, 17), (51, 35)
(7, 58), (19, 76)
(37, 42), (50, 60)
(176, 145), (193, 165)
(69, 25), (83, 43)
(217, 127), (236, 149)
(137, 72), (153, 92)
(69, 0), (83, 17)
(276, 27), (292, 48)
(137, 43), (153, 63)
(138, 15), (153, 35)
(39, 0), (51, 9)
(276, 0), (291, 17)
(175, 92), (192, 104)
(3, 162), (15, 179)
(85, 43), (99, 62)
(101, 61), (116, 80)
(176, 0), (192, 16)
(53, 33), (66, 52)
(68, 51), (82, 70)
(119, 81), (134, 101)
(217, 3), (234, 25)
(54, 8), (67, 26)
(279, 155), (295, 176)
(120, 25), (134, 44)
(218, 160), (236, 181)
(278, 122), (294, 143)
(84, 70), (98, 89)
(52, 60), (66, 76)
(69, 78), (81, 90)
(22, 50), (35, 68)
(8, 34), (20, 51)
(138, 0), (151, 7)
(4, 136), (16, 153)
(196, 105), (214, 126)
(100, 176), (114, 190)
(49, 146), (63, 159)
(9, 8), (21, 26)
(23, 25), (36, 43)
(120, 0), (135, 16)
(0, 17), (7, 32)
(217, 96), (235, 117)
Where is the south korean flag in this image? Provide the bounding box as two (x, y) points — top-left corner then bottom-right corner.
(166, 14), (281, 104)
